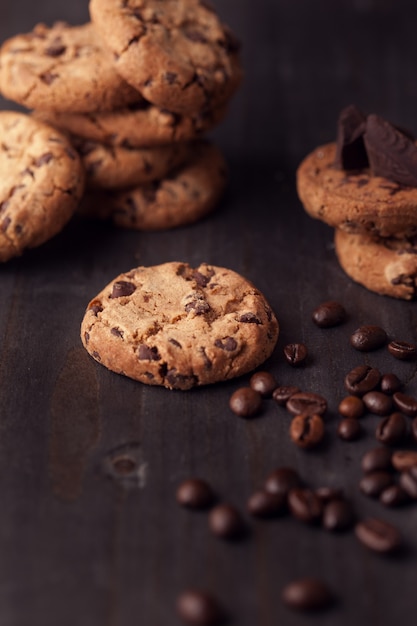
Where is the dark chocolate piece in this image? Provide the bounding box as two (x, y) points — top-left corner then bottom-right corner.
(334, 104), (368, 170)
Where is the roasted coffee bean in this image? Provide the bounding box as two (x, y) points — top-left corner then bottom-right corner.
(229, 387), (262, 417)
(375, 412), (407, 445)
(208, 504), (245, 540)
(392, 450), (417, 471)
(361, 447), (392, 473)
(264, 467), (301, 497)
(399, 466), (417, 499)
(288, 488), (323, 523)
(272, 385), (300, 406)
(282, 578), (333, 611)
(338, 395), (365, 419)
(393, 392), (417, 417)
(344, 365), (381, 396)
(290, 413), (325, 449)
(411, 417), (417, 443)
(355, 517), (402, 553)
(380, 373), (402, 395)
(359, 471), (394, 498)
(315, 487), (344, 504)
(388, 340), (417, 361)
(337, 417), (362, 441)
(362, 391), (393, 416)
(247, 490), (286, 518)
(322, 499), (354, 531)
(249, 371), (277, 397)
(350, 325), (387, 352)
(176, 479), (215, 510)
(312, 300), (347, 328)
(380, 484), (410, 507)
(286, 392), (327, 416)
(176, 589), (226, 625)
(283, 343), (308, 366)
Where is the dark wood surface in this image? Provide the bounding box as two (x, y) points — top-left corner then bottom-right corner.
(2, 1), (417, 624)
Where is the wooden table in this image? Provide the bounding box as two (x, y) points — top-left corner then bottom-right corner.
(1, 1), (417, 624)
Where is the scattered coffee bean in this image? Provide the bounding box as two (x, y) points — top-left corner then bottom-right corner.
(380, 484), (410, 507)
(208, 504), (245, 540)
(249, 371), (277, 397)
(393, 392), (417, 417)
(337, 417), (362, 441)
(284, 343), (308, 366)
(272, 385), (301, 406)
(362, 391), (393, 416)
(355, 517), (402, 553)
(288, 488), (323, 523)
(176, 479), (215, 510)
(344, 365), (381, 396)
(229, 387), (262, 417)
(312, 300), (347, 328)
(322, 499), (354, 531)
(375, 412), (407, 445)
(392, 450), (417, 471)
(399, 466), (417, 499)
(247, 490), (286, 518)
(361, 447), (393, 473)
(290, 413), (325, 449)
(176, 589), (226, 625)
(282, 578), (333, 611)
(338, 395), (365, 419)
(264, 467), (301, 497)
(388, 340), (417, 361)
(286, 392), (327, 416)
(315, 486), (344, 504)
(380, 373), (402, 395)
(350, 325), (387, 351)
(359, 471), (394, 498)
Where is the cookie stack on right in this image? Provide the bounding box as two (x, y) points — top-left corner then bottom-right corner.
(296, 105), (417, 300)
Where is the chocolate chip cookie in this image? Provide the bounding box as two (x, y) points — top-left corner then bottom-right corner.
(0, 111), (85, 262)
(335, 229), (417, 300)
(89, 0), (242, 115)
(0, 22), (139, 113)
(79, 141), (227, 229)
(81, 262), (279, 389)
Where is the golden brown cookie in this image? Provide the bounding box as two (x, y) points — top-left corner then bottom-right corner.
(81, 262), (279, 389)
(0, 22), (140, 113)
(335, 229), (417, 300)
(297, 142), (417, 238)
(0, 111), (85, 262)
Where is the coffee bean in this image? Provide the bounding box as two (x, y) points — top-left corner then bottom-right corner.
(208, 504), (245, 540)
(344, 365), (381, 396)
(176, 479), (215, 510)
(375, 412), (408, 445)
(272, 385), (300, 406)
(315, 487), (344, 504)
(392, 450), (417, 471)
(288, 488), (323, 523)
(380, 484), (410, 507)
(283, 343), (308, 366)
(350, 325), (387, 351)
(249, 371), (277, 397)
(337, 417), (362, 441)
(380, 373), (402, 395)
(229, 387), (262, 417)
(388, 340), (417, 360)
(286, 392), (327, 416)
(282, 578), (333, 611)
(247, 490), (286, 518)
(362, 391), (393, 416)
(322, 499), (354, 531)
(338, 395), (365, 418)
(312, 300), (347, 328)
(355, 517), (402, 553)
(290, 414), (325, 449)
(359, 471), (394, 498)
(264, 467), (301, 497)
(399, 466), (417, 499)
(176, 589), (226, 625)
(361, 447), (393, 473)
(393, 392), (417, 417)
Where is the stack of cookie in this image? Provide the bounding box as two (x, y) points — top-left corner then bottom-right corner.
(297, 105), (417, 300)
(0, 0), (242, 235)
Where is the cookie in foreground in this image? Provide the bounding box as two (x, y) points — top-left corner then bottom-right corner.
(81, 262), (279, 389)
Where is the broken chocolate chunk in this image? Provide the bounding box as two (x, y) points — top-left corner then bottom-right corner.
(45, 43), (66, 57)
(334, 104), (368, 170)
(215, 337), (237, 351)
(138, 345), (160, 361)
(239, 312), (261, 324)
(110, 281), (136, 298)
